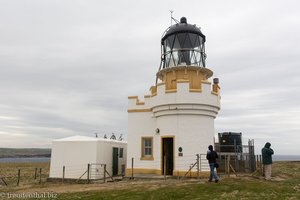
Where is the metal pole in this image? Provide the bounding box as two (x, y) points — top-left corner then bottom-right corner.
(104, 164), (106, 183)
(196, 154), (200, 179)
(39, 168), (42, 184)
(62, 166), (65, 184)
(17, 169), (20, 186)
(164, 155), (166, 181)
(224, 155), (227, 175)
(227, 155), (230, 176)
(34, 168), (37, 179)
(234, 139), (237, 172)
(87, 164), (90, 184)
(200, 154), (202, 172)
(131, 157), (134, 180)
(259, 155), (263, 176)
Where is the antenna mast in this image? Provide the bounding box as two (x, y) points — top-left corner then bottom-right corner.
(170, 10), (174, 26)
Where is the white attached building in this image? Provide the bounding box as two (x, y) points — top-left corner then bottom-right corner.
(49, 136), (127, 180)
(126, 17), (221, 177)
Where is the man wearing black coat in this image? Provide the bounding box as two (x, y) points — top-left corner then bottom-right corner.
(262, 142), (274, 180)
(206, 145), (219, 183)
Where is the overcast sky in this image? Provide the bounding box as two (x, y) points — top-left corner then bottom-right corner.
(0, 0), (299, 155)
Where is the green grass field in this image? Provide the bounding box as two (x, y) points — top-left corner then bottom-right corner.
(0, 161), (299, 200)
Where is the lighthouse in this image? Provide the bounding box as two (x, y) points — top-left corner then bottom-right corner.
(126, 17), (221, 176)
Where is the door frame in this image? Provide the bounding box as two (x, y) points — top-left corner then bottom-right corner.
(161, 136), (175, 175)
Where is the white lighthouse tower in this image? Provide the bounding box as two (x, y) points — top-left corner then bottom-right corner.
(126, 17), (221, 176)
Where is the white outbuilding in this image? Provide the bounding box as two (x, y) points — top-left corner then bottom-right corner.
(49, 135), (127, 180)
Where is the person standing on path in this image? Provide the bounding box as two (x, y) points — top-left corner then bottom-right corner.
(261, 142), (274, 180)
(206, 145), (219, 183)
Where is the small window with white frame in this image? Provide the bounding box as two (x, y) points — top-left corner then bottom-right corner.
(141, 137), (153, 160)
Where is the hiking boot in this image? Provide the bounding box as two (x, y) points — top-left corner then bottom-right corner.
(208, 179), (212, 182)
(215, 179), (219, 183)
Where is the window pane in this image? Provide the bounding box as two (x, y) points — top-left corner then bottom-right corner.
(143, 138), (153, 157)
(119, 148), (123, 158)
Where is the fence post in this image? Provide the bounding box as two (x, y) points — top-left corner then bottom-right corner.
(34, 168), (37, 179)
(200, 154), (202, 173)
(256, 155), (258, 170)
(196, 154), (200, 179)
(17, 169), (20, 186)
(62, 166), (65, 184)
(103, 164), (106, 183)
(87, 164), (90, 184)
(164, 155), (166, 180)
(259, 155), (263, 176)
(131, 157), (134, 180)
(39, 168), (42, 184)
(227, 155), (230, 176)
(224, 155), (227, 175)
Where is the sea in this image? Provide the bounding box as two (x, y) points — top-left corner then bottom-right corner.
(273, 155), (300, 161)
(0, 157), (50, 163)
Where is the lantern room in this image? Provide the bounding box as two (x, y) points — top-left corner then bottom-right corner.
(160, 17), (206, 69)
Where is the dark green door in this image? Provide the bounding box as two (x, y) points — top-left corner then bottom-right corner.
(162, 138), (174, 175)
(112, 147), (118, 176)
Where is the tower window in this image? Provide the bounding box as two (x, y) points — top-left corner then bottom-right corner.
(141, 137), (153, 160)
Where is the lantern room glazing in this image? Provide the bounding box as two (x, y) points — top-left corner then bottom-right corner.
(160, 17), (207, 69)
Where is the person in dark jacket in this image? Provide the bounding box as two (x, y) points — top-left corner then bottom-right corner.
(206, 145), (219, 183)
(261, 142), (274, 180)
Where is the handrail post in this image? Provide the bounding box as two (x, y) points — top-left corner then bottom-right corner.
(131, 157), (134, 180)
(164, 155), (166, 180)
(196, 154), (200, 179)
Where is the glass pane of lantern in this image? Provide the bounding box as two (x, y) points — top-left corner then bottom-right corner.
(166, 34), (175, 49)
(171, 51), (179, 66)
(165, 42), (171, 52)
(190, 51), (198, 65)
(165, 53), (170, 67)
(195, 51), (201, 64)
(178, 50), (191, 66)
(177, 33), (187, 48)
(173, 35), (181, 49)
(184, 34), (193, 49)
(190, 33), (201, 48)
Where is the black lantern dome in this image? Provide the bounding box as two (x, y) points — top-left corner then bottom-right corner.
(160, 17), (206, 69)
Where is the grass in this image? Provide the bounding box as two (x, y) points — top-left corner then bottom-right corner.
(56, 177), (300, 200)
(0, 161), (299, 200)
(0, 162), (50, 186)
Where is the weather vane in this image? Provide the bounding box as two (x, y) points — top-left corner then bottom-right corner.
(169, 10), (179, 25)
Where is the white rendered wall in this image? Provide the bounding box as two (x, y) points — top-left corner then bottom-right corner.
(127, 79), (220, 174)
(127, 111), (157, 169)
(96, 141), (127, 176)
(157, 114), (214, 171)
(49, 141), (97, 179)
(50, 138), (127, 179)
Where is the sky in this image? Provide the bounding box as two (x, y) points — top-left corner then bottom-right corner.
(0, 0), (299, 155)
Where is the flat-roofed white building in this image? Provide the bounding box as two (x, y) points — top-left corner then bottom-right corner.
(49, 135), (127, 180)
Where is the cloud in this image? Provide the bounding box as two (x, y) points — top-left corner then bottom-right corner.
(0, 0), (299, 154)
